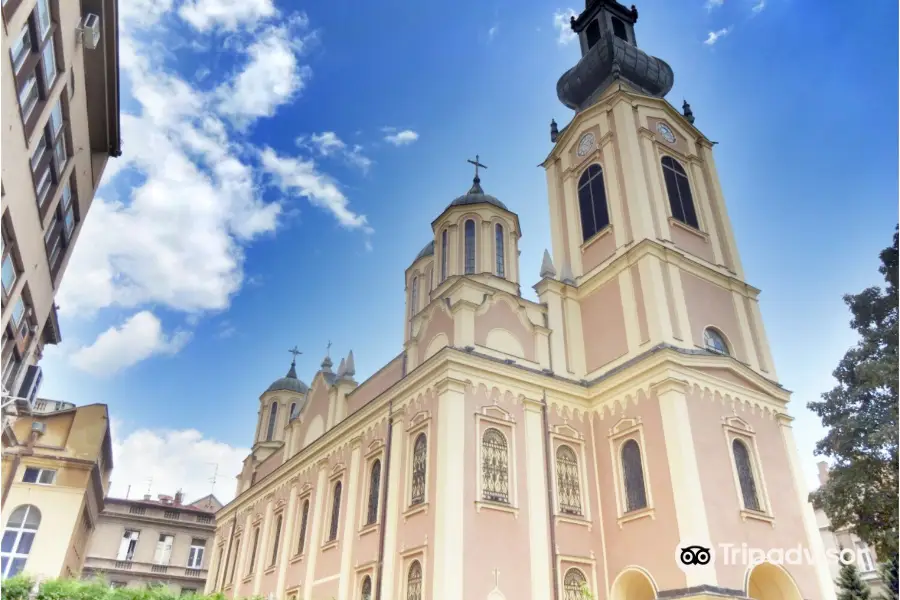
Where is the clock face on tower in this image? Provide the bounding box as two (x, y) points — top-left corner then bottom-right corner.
(576, 132), (595, 157)
(656, 122), (676, 144)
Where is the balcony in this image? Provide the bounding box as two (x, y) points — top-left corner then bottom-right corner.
(32, 398), (75, 414)
(83, 557), (207, 580)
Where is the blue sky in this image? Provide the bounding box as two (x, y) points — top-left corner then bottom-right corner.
(41, 0), (898, 501)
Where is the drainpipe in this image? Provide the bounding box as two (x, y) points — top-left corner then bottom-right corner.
(375, 399), (394, 600)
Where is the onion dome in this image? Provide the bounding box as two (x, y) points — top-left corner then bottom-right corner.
(266, 359), (309, 394)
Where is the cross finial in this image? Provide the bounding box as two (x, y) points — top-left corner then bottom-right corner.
(492, 569), (500, 588)
(326, 340), (332, 357)
(467, 155), (487, 180)
(288, 346), (302, 363)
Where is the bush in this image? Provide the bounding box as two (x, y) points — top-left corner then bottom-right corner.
(0, 577), (262, 600)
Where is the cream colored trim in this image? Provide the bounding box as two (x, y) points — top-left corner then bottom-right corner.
(404, 412), (433, 508)
(337, 443), (362, 600)
(607, 418), (655, 522)
(432, 381), (464, 600)
(275, 484), (298, 597)
(730, 291), (760, 370)
(549, 427), (592, 523)
(302, 466), (329, 600)
(723, 418), (774, 521)
(358, 451), (385, 531)
(688, 159), (725, 266)
(636, 255), (676, 345)
(380, 410), (406, 600)
(232, 512), (252, 597)
(588, 415), (611, 599)
(557, 560), (599, 600)
(321, 469), (346, 546)
(252, 499), (275, 595)
(617, 266), (642, 353)
(523, 403), (553, 600)
(474, 406), (519, 509)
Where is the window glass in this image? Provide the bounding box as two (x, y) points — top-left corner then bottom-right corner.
(49, 100), (63, 137)
(2, 254), (16, 294)
(35, 168), (52, 206)
(18, 76), (39, 121)
(41, 39), (57, 90)
(11, 299), (25, 327)
(64, 207), (75, 238)
(30, 134), (48, 171)
(36, 0), (51, 41)
(53, 134), (67, 174)
(10, 27), (32, 72)
(60, 181), (72, 210)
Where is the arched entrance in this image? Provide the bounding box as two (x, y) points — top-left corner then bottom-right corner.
(746, 562), (803, 600)
(610, 567), (656, 600)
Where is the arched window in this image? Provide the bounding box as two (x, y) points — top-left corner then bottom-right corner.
(661, 156), (699, 229)
(495, 223), (505, 277)
(482, 428), (510, 504)
(563, 568), (589, 600)
(556, 445), (582, 515)
(611, 16), (628, 41)
(577, 164), (610, 241)
(289, 402), (297, 420)
(406, 560), (423, 600)
(265, 402), (278, 441)
(247, 526), (260, 574)
(440, 229), (448, 281)
(270, 514), (282, 566)
(1, 505), (40, 579)
(366, 459), (381, 525)
(704, 327), (729, 355)
(733, 439), (761, 511)
(464, 219), (476, 274)
(361, 575), (373, 600)
(411, 433), (427, 505)
(621, 439), (648, 512)
(296, 499), (309, 554)
(410, 276), (419, 318)
(328, 481), (342, 541)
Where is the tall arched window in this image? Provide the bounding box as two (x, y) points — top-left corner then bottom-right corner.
(621, 439), (648, 512)
(1, 505), (40, 579)
(661, 156), (699, 229)
(564, 568), (589, 600)
(733, 439), (761, 511)
(406, 560), (423, 600)
(704, 327), (729, 355)
(464, 219), (476, 274)
(289, 402), (297, 420)
(265, 402), (278, 441)
(410, 276), (419, 318)
(270, 514), (282, 566)
(495, 223), (505, 277)
(578, 164), (610, 242)
(411, 433), (427, 505)
(481, 428), (510, 504)
(296, 499), (309, 554)
(556, 445), (582, 515)
(440, 230), (448, 281)
(247, 526), (260, 574)
(328, 481), (342, 541)
(366, 459), (381, 525)
(361, 575), (373, 600)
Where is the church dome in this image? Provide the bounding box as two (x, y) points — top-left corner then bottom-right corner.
(266, 361), (308, 394)
(447, 177), (507, 211)
(414, 240), (435, 262)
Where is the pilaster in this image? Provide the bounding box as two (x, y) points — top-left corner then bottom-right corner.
(545, 159), (570, 278)
(481, 220), (492, 274)
(611, 101), (655, 242)
(537, 281), (570, 375)
(600, 127), (631, 249)
(451, 301), (476, 349)
(381, 411), (406, 598)
(562, 294), (587, 378)
(509, 233), (520, 285)
(730, 291), (760, 371)
(636, 254), (676, 345)
(698, 144), (743, 279)
(276, 483), (299, 597)
(232, 511), (253, 598)
(338, 440), (363, 600)
(303, 464), (330, 600)
(448, 224), (460, 276)
(252, 498), (275, 595)
(523, 399), (552, 600)
(688, 158), (725, 267)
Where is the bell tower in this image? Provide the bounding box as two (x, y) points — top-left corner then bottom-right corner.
(538, 0), (776, 383)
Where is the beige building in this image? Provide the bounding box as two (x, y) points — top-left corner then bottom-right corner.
(814, 461), (886, 597)
(82, 491), (222, 594)
(0, 402), (112, 580)
(0, 0), (121, 412)
(206, 3), (835, 600)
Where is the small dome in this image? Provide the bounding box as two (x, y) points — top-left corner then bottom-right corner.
(447, 177), (507, 211)
(266, 361), (308, 394)
(414, 240), (435, 262)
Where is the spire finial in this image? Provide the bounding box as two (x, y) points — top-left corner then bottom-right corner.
(467, 154), (488, 184)
(682, 99), (695, 125)
(326, 340), (332, 358)
(550, 119), (559, 143)
(288, 346), (302, 366)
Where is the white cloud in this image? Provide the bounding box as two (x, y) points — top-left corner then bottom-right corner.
(70, 311), (190, 376)
(309, 132), (345, 156)
(751, 0), (766, 13)
(261, 147), (372, 231)
(704, 26), (733, 45)
(383, 129), (419, 146)
(179, 0), (277, 32)
(553, 9), (578, 45)
(705, 0), (725, 10)
(300, 132), (373, 173)
(488, 25), (498, 41)
(109, 421), (248, 504)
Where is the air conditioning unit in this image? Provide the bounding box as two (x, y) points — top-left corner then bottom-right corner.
(31, 421), (46, 434)
(16, 365), (42, 409)
(77, 13), (101, 50)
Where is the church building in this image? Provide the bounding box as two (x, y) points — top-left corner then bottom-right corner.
(205, 2), (834, 600)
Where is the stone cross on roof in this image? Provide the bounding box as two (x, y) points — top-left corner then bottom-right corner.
(467, 155), (487, 180)
(288, 346), (302, 361)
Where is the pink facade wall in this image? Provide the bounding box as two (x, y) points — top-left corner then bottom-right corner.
(473, 299), (536, 361)
(582, 229), (617, 273)
(283, 471), (321, 590)
(255, 448), (284, 482)
(417, 304), (455, 364)
(345, 354), (405, 415)
(581, 278), (629, 372)
(296, 378), (330, 447)
(671, 222), (715, 264)
(314, 445), (353, 581)
(631, 265), (650, 344)
(680, 270), (748, 362)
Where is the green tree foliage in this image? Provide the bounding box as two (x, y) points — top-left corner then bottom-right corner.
(837, 559), (873, 600)
(809, 226), (899, 559)
(0, 576), (263, 600)
(881, 554), (899, 600)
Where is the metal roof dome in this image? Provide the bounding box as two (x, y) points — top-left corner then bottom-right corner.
(414, 240), (435, 262)
(266, 360), (308, 394)
(447, 176), (507, 211)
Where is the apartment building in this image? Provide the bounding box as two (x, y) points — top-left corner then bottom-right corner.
(0, 402), (113, 579)
(82, 491), (222, 594)
(0, 0), (120, 410)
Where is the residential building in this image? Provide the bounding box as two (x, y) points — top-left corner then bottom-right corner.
(0, 402), (112, 579)
(815, 461), (887, 597)
(0, 0), (121, 416)
(82, 491), (222, 594)
(205, 2), (835, 600)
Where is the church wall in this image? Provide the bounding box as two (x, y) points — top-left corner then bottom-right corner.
(344, 354), (405, 415)
(670, 222), (715, 264)
(313, 445), (354, 582)
(298, 381), (330, 450)
(473, 297), (536, 361)
(580, 277), (629, 371)
(686, 388), (820, 597)
(417, 304), (454, 365)
(679, 270), (748, 362)
(255, 448), (284, 482)
(283, 470), (321, 592)
(582, 225), (617, 274)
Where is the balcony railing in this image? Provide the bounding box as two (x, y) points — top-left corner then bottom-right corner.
(84, 557), (207, 580)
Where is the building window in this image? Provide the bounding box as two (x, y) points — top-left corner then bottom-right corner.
(22, 467), (55, 485)
(556, 445), (582, 516)
(661, 156), (699, 229)
(366, 459), (381, 526)
(611, 16), (628, 41)
(464, 219), (476, 274)
(440, 229), (448, 281)
(577, 164), (610, 241)
(49, 99), (63, 138)
(361, 575), (373, 600)
(289, 402), (297, 420)
(481, 428), (510, 504)
(406, 560), (423, 600)
(247, 527), (260, 574)
(41, 38), (57, 90)
(35, 0), (51, 40)
(270, 514), (282, 565)
(196, 514), (212, 524)
(30, 134), (47, 171)
(128, 506), (146, 516)
(410, 276), (418, 318)
(621, 439), (648, 512)
(856, 542), (875, 572)
(153, 534), (175, 565)
(585, 19), (601, 48)
(10, 26), (33, 73)
(704, 328), (729, 355)
(227, 536), (240, 583)
(187, 539), (206, 569)
(116, 529), (140, 561)
(163, 509), (180, 520)
(2, 254), (16, 296)
(563, 568), (589, 600)
(328, 481), (342, 542)
(1, 505), (41, 579)
(495, 224), (505, 277)
(296, 498), (309, 554)
(265, 402), (278, 441)
(732, 439), (760, 511)
(411, 433), (427, 505)
(18, 74), (39, 122)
